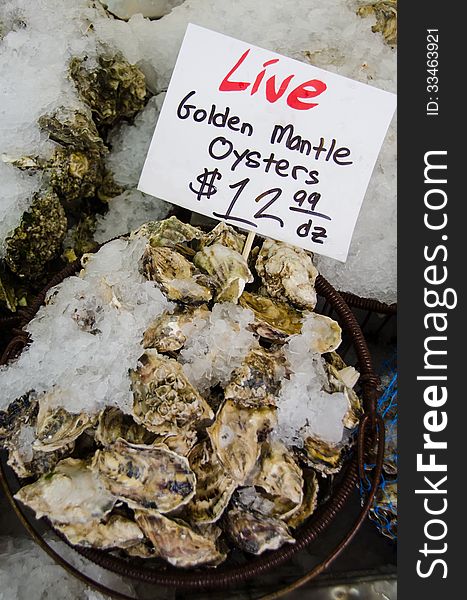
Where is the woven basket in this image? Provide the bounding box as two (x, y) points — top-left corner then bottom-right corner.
(0, 252), (384, 599)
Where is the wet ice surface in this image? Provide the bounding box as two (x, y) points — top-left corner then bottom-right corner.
(1, 0), (396, 301)
(277, 314), (348, 445)
(0, 237), (172, 413)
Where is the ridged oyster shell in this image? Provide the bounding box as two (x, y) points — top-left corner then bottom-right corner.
(143, 305), (209, 353)
(301, 313), (342, 354)
(255, 239), (318, 310)
(239, 291), (303, 342)
(14, 458), (116, 525)
(225, 506), (295, 555)
(131, 350), (214, 435)
(286, 470), (319, 530)
(134, 216), (203, 248)
(207, 400), (276, 485)
(34, 399), (95, 452)
(142, 245), (212, 303)
(55, 514), (144, 549)
(224, 347), (285, 408)
(135, 510), (227, 567)
(199, 222), (246, 253)
(95, 407), (155, 446)
(91, 439), (196, 512)
(193, 243), (253, 303)
(250, 440), (304, 520)
(184, 439), (237, 524)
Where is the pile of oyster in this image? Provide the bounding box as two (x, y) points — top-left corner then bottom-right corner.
(0, 218), (362, 568)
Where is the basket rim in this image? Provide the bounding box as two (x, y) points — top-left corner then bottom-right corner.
(0, 250), (380, 592)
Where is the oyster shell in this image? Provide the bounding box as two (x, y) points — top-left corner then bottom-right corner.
(14, 458), (116, 525)
(95, 407), (155, 446)
(91, 439), (196, 513)
(225, 507), (295, 555)
(224, 347), (285, 408)
(301, 436), (346, 475)
(69, 54), (147, 128)
(286, 470), (319, 530)
(143, 305), (209, 353)
(207, 400), (276, 484)
(133, 216), (203, 248)
(158, 429), (197, 456)
(199, 222), (246, 253)
(302, 313), (342, 354)
(0, 394), (37, 442)
(38, 108), (106, 152)
(142, 245), (212, 303)
(7, 430), (74, 479)
(255, 239), (318, 310)
(34, 399), (95, 452)
(239, 292), (303, 342)
(184, 440), (237, 524)
(357, 0), (397, 46)
(250, 440), (304, 520)
(124, 541), (158, 558)
(134, 510), (227, 567)
(131, 350), (214, 435)
(324, 363), (362, 430)
(55, 514), (144, 549)
(193, 243), (253, 303)
(1, 396), (75, 478)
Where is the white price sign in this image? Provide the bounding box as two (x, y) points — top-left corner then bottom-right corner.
(138, 24), (396, 261)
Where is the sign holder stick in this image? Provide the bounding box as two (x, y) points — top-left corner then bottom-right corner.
(242, 230), (256, 260)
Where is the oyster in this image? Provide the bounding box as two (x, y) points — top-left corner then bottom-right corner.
(301, 313), (342, 354)
(38, 108), (106, 152)
(95, 407), (155, 446)
(1, 396), (75, 478)
(286, 470), (319, 530)
(7, 426), (74, 479)
(91, 439), (196, 512)
(55, 514), (144, 549)
(158, 429), (197, 456)
(143, 305), (209, 353)
(5, 191), (67, 280)
(325, 351), (361, 388)
(250, 440), (304, 520)
(37, 109), (119, 205)
(142, 245), (212, 303)
(48, 146), (108, 205)
(255, 239), (318, 310)
(69, 55), (147, 129)
(14, 458), (116, 525)
(207, 400), (276, 484)
(134, 509), (227, 568)
(193, 243), (253, 303)
(133, 216), (203, 248)
(224, 347), (285, 408)
(199, 222), (246, 253)
(324, 363), (363, 430)
(357, 0), (397, 46)
(301, 436), (346, 475)
(34, 400), (95, 452)
(184, 440), (237, 524)
(0, 394), (37, 441)
(225, 507), (295, 555)
(124, 541), (158, 559)
(131, 350), (214, 435)
(239, 292), (303, 342)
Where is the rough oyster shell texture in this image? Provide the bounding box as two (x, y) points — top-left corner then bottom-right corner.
(91, 439), (196, 512)
(255, 239), (318, 310)
(4, 217), (365, 568)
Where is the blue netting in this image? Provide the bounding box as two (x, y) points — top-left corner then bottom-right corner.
(360, 359), (397, 541)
